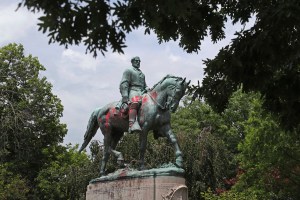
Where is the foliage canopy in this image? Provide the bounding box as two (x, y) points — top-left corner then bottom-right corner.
(19, 0), (300, 129)
(0, 43), (67, 182)
(0, 43), (94, 199)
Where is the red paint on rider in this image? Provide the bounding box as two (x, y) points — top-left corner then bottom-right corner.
(131, 96), (141, 102)
(129, 109), (133, 114)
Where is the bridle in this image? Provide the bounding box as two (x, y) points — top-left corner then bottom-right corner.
(147, 78), (187, 111)
(147, 92), (167, 110)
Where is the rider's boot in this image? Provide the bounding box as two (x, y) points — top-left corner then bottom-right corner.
(128, 102), (141, 134)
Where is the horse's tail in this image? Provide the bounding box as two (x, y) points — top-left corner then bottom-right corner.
(79, 108), (102, 152)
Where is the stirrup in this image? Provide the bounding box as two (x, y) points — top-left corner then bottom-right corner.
(128, 121), (142, 134)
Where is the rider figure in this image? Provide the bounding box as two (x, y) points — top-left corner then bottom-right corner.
(119, 56), (149, 133)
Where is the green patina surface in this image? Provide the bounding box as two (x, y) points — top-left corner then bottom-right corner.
(90, 163), (184, 183)
(79, 57), (190, 176)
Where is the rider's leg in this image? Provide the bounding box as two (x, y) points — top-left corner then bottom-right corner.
(128, 102), (139, 133)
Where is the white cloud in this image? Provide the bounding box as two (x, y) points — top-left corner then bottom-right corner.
(62, 49), (100, 71)
(57, 48), (129, 91)
(168, 54), (181, 63)
(0, 3), (37, 44)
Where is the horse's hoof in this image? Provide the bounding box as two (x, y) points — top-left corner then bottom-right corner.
(175, 162), (183, 168)
(175, 151), (183, 157)
(100, 171), (105, 177)
(117, 160), (125, 167)
(138, 165), (145, 171)
(175, 158), (183, 168)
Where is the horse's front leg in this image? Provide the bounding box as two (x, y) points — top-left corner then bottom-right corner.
(139, 130), (148, 170)
(110, 133), (125, 167)
(163, 125), (183, 168)
(100, 127), (114, 176)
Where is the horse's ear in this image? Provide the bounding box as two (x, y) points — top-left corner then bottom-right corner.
(187, 80), (191, 86)
(181, 77), (186, 85)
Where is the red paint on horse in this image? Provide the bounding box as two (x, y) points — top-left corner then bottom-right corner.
(105, 111), (110, 129)
(151, 91), (158, 99)
(111, 107), (116, 115)
(142, 96), (148, 104)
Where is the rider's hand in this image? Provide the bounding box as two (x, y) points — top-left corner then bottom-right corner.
(122, 96), (129, 103)
(142, 87), (150, 94)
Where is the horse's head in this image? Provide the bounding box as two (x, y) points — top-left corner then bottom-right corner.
(162, 75), (190, 112)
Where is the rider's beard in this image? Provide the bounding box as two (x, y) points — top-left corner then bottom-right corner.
(133, 64), (140, 69)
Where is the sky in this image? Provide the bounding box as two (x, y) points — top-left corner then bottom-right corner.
(0, 1), (253, 147)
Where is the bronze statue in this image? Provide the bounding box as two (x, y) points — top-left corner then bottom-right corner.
(79, 59), (190, 176)
(119, 56), (149, 133)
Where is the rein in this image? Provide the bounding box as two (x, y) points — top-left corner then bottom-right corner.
(147, 83), (179, 111)
(147, 92), (167, 110)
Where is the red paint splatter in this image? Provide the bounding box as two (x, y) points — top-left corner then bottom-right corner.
(105, 111), (110, 129)
(142, 96), (148, 104)
(129, 109), (134, 115)
(131, 96), (141, 102)
(140, 111), (144, 124)
(111, 107), (116, 115)
(119, 170), (127, 177)
(151, 91), (157, 99)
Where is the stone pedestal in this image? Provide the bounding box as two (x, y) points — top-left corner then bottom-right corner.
(86, 166), (188, 200)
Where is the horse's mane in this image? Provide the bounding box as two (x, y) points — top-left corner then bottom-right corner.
(150, 74), (183, 90)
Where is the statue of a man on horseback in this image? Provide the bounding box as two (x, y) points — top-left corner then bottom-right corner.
(118, 56), (149, 134)
(79, 56), (190, 176)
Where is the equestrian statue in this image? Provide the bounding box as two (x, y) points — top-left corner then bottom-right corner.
(79, 57), (190, 176)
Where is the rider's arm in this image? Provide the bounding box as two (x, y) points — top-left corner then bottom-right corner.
(143, 74), (150, 92)
(119, 69), (131, 103)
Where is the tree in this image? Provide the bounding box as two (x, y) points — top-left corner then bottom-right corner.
(233, 102), (300, 199)
(19, 0), (228, 56)
(221, 90), (261, 154)
(0, 43), (67, 193)
(201, 90), (300, 199)
(19, 0), (300, 129)
(35, 145), (96, 200)
(196, 0), (300, 129)
(0, 163), (29, 200)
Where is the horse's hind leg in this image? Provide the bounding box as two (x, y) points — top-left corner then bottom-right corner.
(100, 130), (124, 175)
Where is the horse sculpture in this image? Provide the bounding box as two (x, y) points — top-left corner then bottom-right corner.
(79, 75), (190, 176)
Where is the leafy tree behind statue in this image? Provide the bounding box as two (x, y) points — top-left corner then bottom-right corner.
(202, 90), (300, 200)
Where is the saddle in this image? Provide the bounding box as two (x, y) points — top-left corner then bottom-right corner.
(115, 101), (129, 118)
